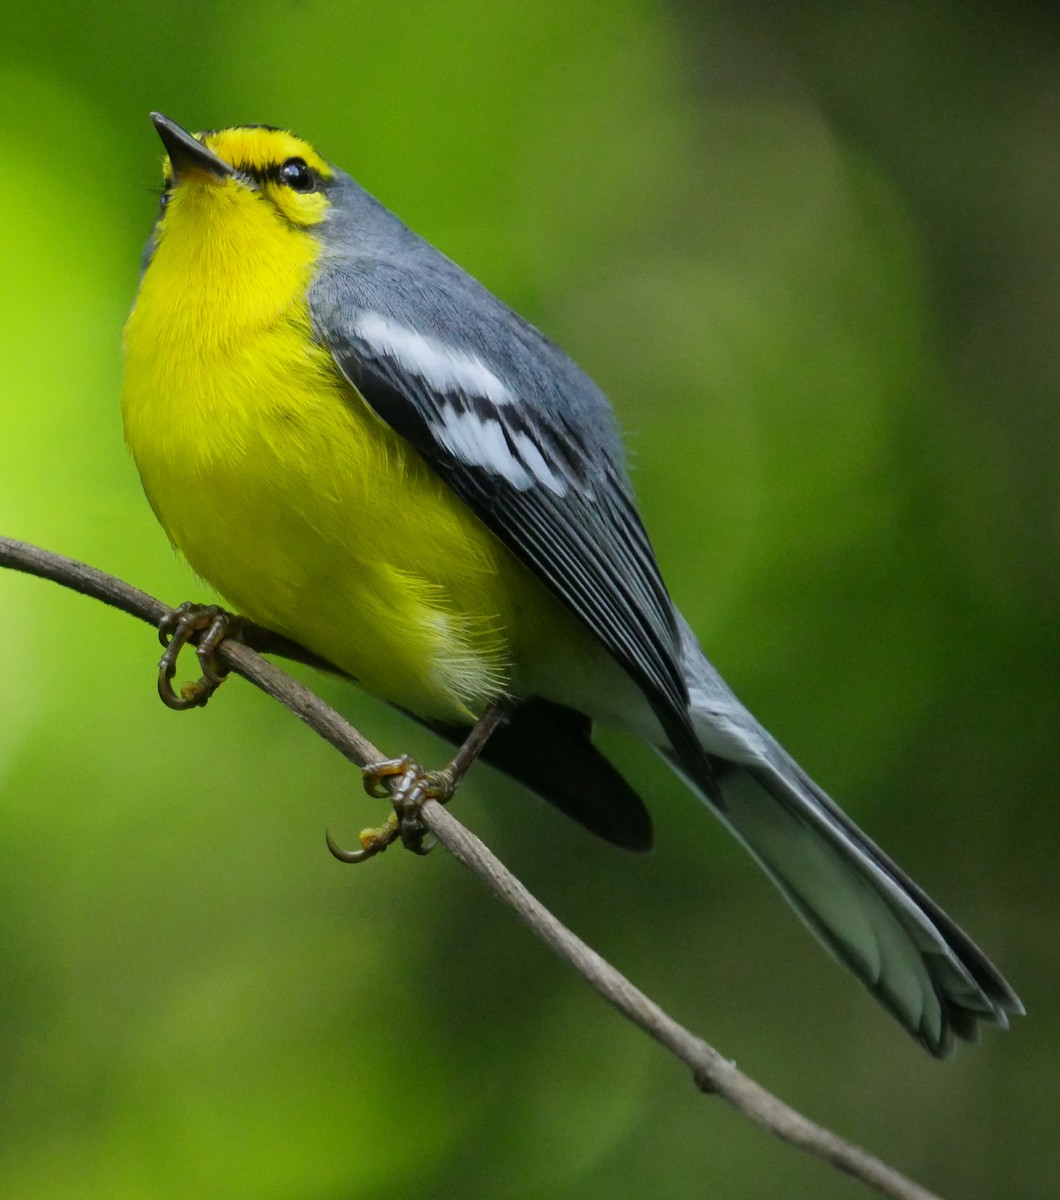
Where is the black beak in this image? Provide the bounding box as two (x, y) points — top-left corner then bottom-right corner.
(151, 112), (234, 182)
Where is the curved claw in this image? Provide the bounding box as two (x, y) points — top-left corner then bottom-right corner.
(362, 756), (413, 799)
(197, 638), (229, 687)
(156, 602), (240, 711)
(158, 650), (213, 711)
(397, 806), (436, 855)
(325, 827), (378, 864)
(326, 812), (401, 864)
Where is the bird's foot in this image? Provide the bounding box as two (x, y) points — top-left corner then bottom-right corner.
(326, 756), (455, 863)
(157, 602), (244, 710)
(326, 701), (510, 865)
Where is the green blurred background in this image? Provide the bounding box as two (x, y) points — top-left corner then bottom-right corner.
(1, 2), (1056, 1197)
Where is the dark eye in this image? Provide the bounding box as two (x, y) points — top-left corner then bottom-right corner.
(277, 157), (316, 192)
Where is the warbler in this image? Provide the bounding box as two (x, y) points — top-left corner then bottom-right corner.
(122, 113), (1021, 1056)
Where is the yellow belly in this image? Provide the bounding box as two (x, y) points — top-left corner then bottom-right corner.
(122, 297), (546, 722)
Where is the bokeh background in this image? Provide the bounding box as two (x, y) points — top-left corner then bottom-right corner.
(1, 2), (1057, 1197)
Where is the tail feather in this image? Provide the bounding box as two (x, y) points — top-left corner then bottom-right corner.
(668, 613), (1022, 1056)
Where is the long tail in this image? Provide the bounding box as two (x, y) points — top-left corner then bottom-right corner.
(667, 613), (1023, 1056)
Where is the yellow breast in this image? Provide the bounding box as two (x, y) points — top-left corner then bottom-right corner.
(121, 173), (529, 721)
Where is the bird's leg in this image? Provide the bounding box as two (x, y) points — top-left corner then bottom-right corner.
(157, 602), (246, 710)
(327, 701), (510, 864)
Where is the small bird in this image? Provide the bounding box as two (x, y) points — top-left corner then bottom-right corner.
(122, 113), (1022, 1056)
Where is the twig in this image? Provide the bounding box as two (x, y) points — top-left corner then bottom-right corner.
(0, 535), (942, 1200)
(423, 801), (940, 1198)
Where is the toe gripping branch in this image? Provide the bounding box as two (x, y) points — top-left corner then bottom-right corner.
(326, 757), (454, 864)
(157, 602), (244, 710)
(326, 701), (510, 865)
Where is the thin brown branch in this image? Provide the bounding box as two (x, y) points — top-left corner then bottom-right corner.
(0, 535), (942, 1200)
(422, 801), (941, 1198)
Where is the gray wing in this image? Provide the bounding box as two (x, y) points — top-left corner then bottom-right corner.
(309, 251), (708, 775)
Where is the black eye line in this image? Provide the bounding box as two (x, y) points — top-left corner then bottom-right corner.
(155, 162), (320, 210)
(230, 162), (317, 191)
